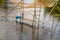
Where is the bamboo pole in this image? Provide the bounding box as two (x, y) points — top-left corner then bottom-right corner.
(32, 9), (36, 40)
(32, 1), (37, 40)
(20, 0), (24, 32)
(50, 16), (54, 40)
(10, 0), (56, 7)
(0, 15), (43, 23)
(37, 7), (41, 40)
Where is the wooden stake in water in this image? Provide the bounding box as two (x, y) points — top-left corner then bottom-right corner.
(37, 8), (41, 40)
(50, 16), (54, 40)
(20, 0), (24, 32)
(32, 1), (36, 40)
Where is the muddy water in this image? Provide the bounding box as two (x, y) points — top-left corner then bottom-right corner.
(0, 7), (60, 40)
(0, 0), (60, 40)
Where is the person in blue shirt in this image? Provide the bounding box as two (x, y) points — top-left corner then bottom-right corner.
(16, 16), (23, 23)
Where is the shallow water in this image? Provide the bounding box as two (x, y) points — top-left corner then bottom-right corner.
(0, 0), (60, 40)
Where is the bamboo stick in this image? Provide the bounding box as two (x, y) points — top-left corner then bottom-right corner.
(37, 8), (41, 40)
(32, 1), (37, 40)
(10, 0), (55, 7)
(20, 0), (24, 32)
(50, 16), (54, 40)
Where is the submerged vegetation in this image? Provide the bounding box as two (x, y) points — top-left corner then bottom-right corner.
(45, 0), (60, 20)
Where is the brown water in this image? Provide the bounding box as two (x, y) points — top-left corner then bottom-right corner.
(0, 1), (60, 40)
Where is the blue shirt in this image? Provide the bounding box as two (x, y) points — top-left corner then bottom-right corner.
(16, 16), (23, 19)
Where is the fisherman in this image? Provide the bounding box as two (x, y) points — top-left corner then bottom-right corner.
(16, 15), (23, 24)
